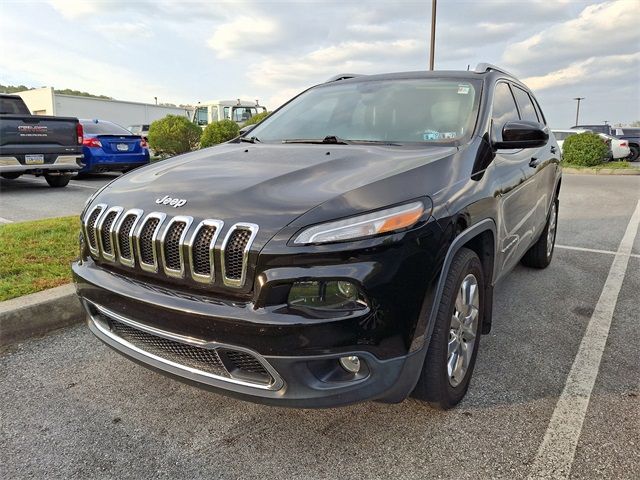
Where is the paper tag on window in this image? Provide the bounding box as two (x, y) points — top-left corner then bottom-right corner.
(457, 84), (470, 94)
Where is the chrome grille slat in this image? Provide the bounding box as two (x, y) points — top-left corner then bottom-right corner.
(221, 223), (258, 288)
(160, 216), (193, 278)
(114, 208), (143, 268)
(135, 212), (166, 273)
(187, 219), (224, 284)
(84, 203), (107, 256)
(97, 207), (123, 261)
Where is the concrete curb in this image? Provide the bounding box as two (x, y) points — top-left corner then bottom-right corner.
(563, 167), (640, 175)
(0, 284), (83, 346)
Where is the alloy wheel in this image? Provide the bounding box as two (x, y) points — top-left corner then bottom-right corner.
(448, 273), (480, 387)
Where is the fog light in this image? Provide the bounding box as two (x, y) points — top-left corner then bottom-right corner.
(339, 356), (361, 374)
(337, 280), (357, 300)
(288, 280), (366, 311)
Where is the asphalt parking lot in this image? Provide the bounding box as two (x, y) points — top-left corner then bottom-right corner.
(1, 174), (639, 479)
(0, 174), (119, 223)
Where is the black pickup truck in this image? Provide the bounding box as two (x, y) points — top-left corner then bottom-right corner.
(573, 124), (640, 161)
(0, 94), (83, 187)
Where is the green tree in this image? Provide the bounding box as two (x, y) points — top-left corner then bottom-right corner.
(148, 115), (202, 156)
(242, 111), (270, 127)
(562, 132), (609, 167)
(200, 119), (240, 148)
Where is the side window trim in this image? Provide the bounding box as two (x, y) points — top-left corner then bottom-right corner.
(490, 81), (520, 144)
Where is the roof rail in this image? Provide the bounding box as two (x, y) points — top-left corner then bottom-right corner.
(474, 63), (515, 77)
(325, 73), (363, 83)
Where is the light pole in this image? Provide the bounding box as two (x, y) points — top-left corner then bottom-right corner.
(429, 0), (437, 70)
(573, 97), (584, 126)
(154, 96), (158, 105)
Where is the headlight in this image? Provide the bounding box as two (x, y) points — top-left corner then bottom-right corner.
(293, 201), (426, 245)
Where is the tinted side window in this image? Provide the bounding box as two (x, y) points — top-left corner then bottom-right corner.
(531, 95), (546, 125)
(512, 86), (539, 123)
(491, 82), (519, 140)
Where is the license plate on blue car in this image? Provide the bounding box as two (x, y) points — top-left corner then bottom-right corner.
(116, 143), (129, 151)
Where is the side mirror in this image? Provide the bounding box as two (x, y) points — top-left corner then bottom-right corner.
(494, 120), (548, 149)
(239, 124), (255, 136)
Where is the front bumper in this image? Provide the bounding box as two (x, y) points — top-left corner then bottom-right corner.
(73, 257), (432, 407)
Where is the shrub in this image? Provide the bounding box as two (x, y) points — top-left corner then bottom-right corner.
(242, 111), (270, 127)
(562, 132), (609, 167)
(200, 119), (240, 147)
(147, 115), (201, 156)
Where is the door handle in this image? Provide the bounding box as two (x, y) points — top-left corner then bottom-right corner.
(550, 146), (557, 154)
(529, 157), (539, 167)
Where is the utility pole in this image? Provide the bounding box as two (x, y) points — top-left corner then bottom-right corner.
(154, 96), (158, 105)
(573, 97), (584, 126)
(429, 0), (437, 70)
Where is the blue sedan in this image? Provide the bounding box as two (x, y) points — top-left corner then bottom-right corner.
(80, 119), (150, 174)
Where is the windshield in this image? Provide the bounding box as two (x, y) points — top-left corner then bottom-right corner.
(82, 120), (132, 136)
(249, 78), (480, 144)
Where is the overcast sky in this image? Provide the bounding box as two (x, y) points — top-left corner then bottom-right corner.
(1, 0), (638, 127)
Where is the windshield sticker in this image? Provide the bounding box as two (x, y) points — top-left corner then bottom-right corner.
(441, 132), (457, 139)
(423, 130), (440, 141)
(457, 84), (471, 95)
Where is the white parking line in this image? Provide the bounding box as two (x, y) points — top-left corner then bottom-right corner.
(0, 216), (13, 224)
(528, 199), (640, 480)
(68, 182), (100, 190)
(556, 244), (640, 259)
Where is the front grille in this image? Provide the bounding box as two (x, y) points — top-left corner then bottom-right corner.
(139, 217), (160, 265)
(224, 229), (252, 280)
(86, 206), (103, 250)
(163, 221), (186, 271)
(100, 211), (118, 254)
(103, 314), (276, 386)
(83, 205), (257, 287)
(117, 214), (137, 260)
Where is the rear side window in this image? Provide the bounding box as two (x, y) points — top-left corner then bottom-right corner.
(491, 82), (519, 140)
(82, 121), (131, 135)
(512, 86), (539, 123)
(0, 96), (30, 115)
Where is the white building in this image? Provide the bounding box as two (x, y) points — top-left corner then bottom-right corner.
(16, 87), (192, 127)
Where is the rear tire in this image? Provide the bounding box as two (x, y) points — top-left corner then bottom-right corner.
(412, 248), (484, 409)
(1, 173), (21, 180)
(45, 174), (71, 188)
(627, 145), (639, 162)
(521, 198), (558, 269)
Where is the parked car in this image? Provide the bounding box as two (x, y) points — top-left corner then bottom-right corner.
(551, 128), (590, 152)
(74, 63), (561, 409)
(80, 119), (150, 174)
(552, 129), (629, 161)
(598, 133), (631, 160)
(573, 124), (640, 161)
(0, 94), (82, 187)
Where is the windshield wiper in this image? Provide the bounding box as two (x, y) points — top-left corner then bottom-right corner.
(282, 135), (351, 145)
(240, 136), (260, 143)
(350, 139), (403, 146)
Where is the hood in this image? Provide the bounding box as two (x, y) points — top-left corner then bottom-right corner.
(93, 142), (456, 242)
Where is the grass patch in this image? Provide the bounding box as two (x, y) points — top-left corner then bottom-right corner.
(0, 216), (80, 301)
(563, 161), (632, 170)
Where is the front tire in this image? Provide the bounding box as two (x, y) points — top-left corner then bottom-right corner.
(44, 174), (71, 188)
(521, 198), (558, 269)
(412, 247), (484, 409)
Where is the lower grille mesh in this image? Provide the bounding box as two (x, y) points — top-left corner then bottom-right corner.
(111, 320), (229, 377)
(104, 316), (275, 385)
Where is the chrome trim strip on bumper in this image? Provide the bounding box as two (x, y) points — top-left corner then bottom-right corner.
(0, 155), (81, 172)
(86, 301), (284, 391)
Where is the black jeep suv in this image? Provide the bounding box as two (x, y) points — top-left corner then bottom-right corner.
(73, 64), (561, 409)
